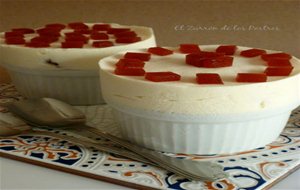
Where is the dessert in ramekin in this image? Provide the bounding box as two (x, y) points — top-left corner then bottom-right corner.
(0, 22), (156, 105)
(99, 44), (300, 154)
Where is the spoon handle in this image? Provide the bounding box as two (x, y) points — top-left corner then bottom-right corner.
(85, 126), (228, 181)
(23, 130), (155, 165)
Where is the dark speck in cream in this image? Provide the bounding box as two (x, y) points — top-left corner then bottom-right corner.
(45, 59), (60, 67)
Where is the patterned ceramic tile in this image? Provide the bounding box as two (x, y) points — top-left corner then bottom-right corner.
(0, 83), (299, 190)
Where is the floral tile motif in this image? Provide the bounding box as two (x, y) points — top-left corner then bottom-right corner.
(0, 83), (299, 190)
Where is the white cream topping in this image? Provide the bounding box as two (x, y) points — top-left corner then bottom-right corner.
(0, 23), (156, 70)
(99, 45), (300, 115)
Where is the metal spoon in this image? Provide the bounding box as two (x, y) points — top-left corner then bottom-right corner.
(7, 98), (228, 181)
(0, 112), (154, 164)
(0, 112), (31, 136)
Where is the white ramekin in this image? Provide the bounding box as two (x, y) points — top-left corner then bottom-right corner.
(4, 64), (102, 105)
(110, 103), (295, 154)
(0, 23), (157, 105)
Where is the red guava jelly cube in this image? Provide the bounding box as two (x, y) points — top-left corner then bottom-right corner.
(261, 53), (292, 61)
(64, 32), (82, 37)
(116, 58), (145, 69)
(115, 37), (141, 43)
(31, 36), (58, 43)
(179, 44), (201, 54)
(12, 28), (35, 34)
(145, 72), (181, 82)
(236, 73), (267, 82)
(199, 51), (225, 58)
(61, 41), (84, 48)
(115, 67), (145, 76)
(148, 47), (173, 56)
(68, 22), (89, 30)
(92, 41), (114, 48)
(201, 56), (233, 68)
(45, 23), (66, 30)
(124, 52), (151, 61)
(5, 37), (26, 45)
(240, 48), (266, 57)
(90, 32), (109, 40)
(107, 28), (131, 34)
(114, 31), (137, 38)
(196, 73), (224, 84)
(4, 31), (24, 38)
(264, 66), (293, 76)
(188, 51), (226, 60)
(186, 53), (203, 66)
(186, 53), (231, 67)
(25, 42), (50, 48)
(216, 45), (237, 55)
(65, 35), (88, 43)
(36, 28), (61, 37)
(267, 59), (292, 67)
(73, 29), (92, 34)
(92, 24), (111, 31)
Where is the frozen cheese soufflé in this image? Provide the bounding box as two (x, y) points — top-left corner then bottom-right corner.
(0, 22), (156, 105)
(99, 44), (300, 154)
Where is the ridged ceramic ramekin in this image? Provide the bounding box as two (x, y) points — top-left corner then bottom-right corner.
(0, 23), (157, 105)
(98, 45), (300, 154)
(5, 64), (102, 105)
(110, 103), (295, 154)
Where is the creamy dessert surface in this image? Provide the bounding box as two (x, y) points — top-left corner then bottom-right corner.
(0, 23), (156, 70)
(99, 45), (300, 115)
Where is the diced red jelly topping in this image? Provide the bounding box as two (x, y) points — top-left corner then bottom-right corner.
(5, 37), (26, 45)
(186, 53), (222, 67)
(25, 42), (50, 48)
(64, 32), (82, 37)
(90, 32), (109, 40)
(36, 28), (61, 37)
(124, 52), (151, 61)
(148, 47), (173, 56)
(92, 24), (111, 31)
(216, 45), (237, 55)
(145, 72), (181, 82)
(267, 59), (292, 67)
(4, 31), (24, 38)
(179, 44), (201, 54)
(12, 28), (35, 34)
(196, 73), (224, 84)
(186, 53), (231, 68)
(115, 37), (141, 43)
(107, 28), (131, 34)
(73, 29), (92, 34)
(240, 48), (266, 57)
(45, 23), (66, 30)
(31, 36), (58, 43)
(68, 22), (89, 30)
(116, 58), (145, 69)
(261, 53), (292, 61)
(198, 51), (225, 58)
(61, 41), (84, 48)
(236, 73), (267, 83)
(92, 41), (114, 48)
(114, 67), (145, 76)
(65, 35), (89, 43)
(114, 31), (137, 38)
(264, 66), (293, 76)
(186, 54), (203, 66)
(201, 56), (233, 68)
